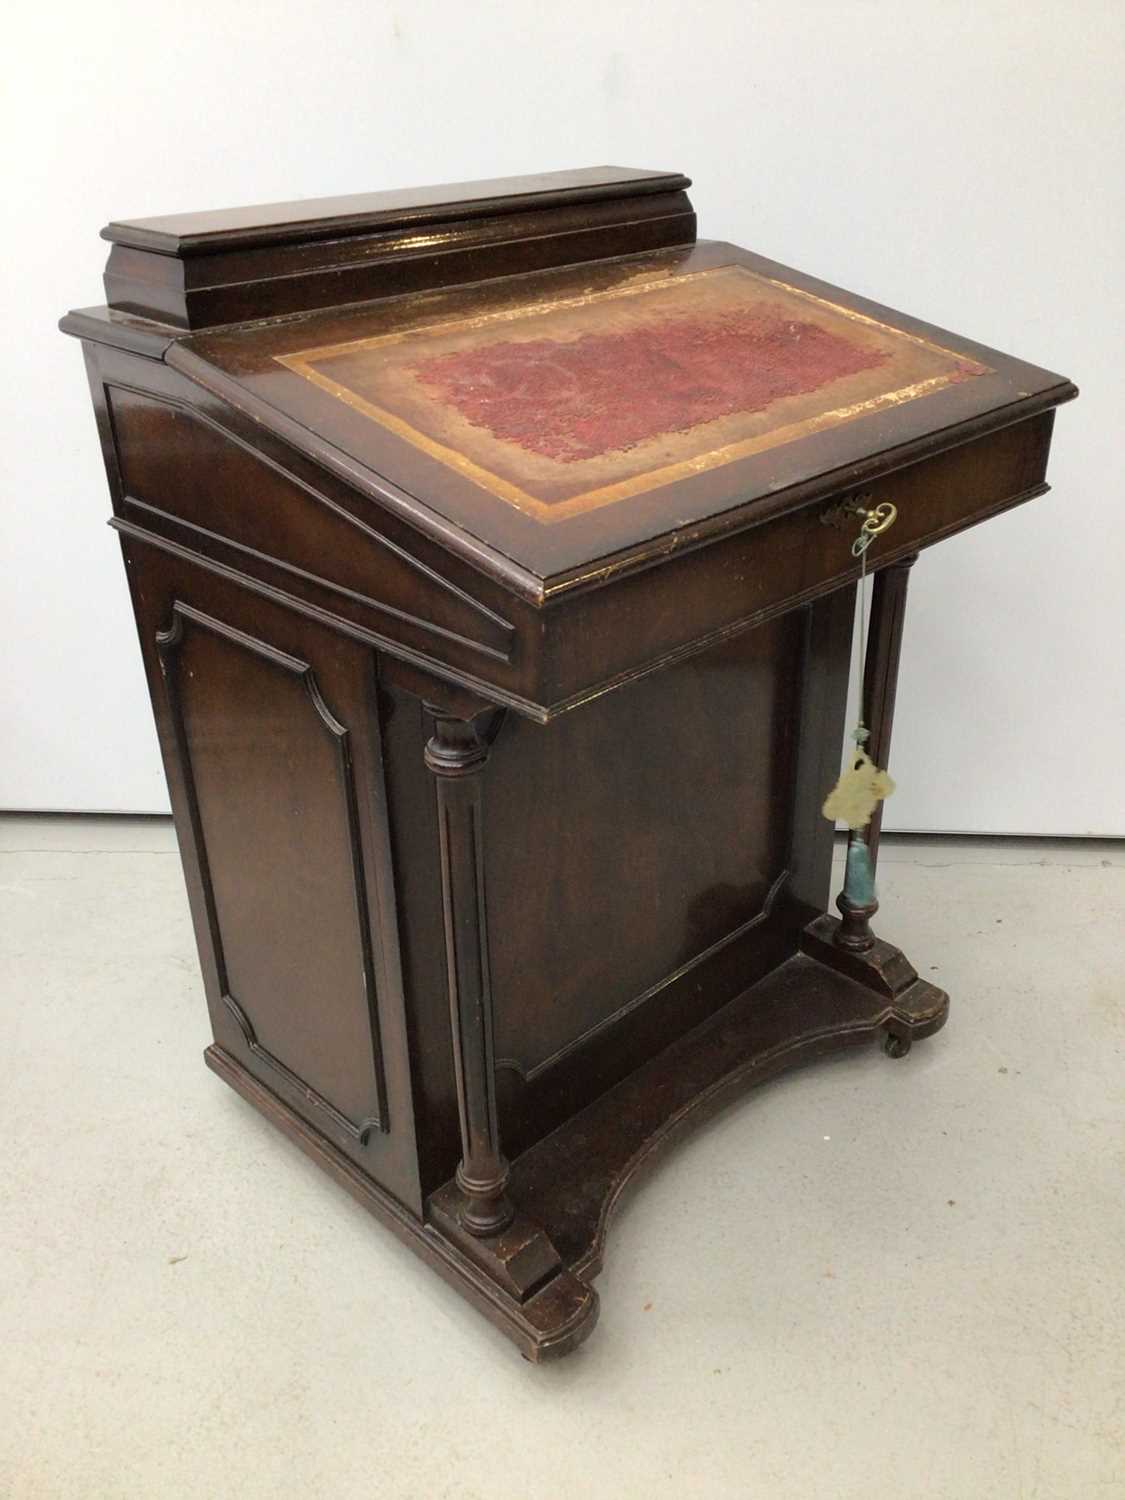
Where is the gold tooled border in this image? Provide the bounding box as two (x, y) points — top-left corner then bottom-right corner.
(276, 266), (989, 524)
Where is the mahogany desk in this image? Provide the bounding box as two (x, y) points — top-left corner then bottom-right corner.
(62, 167), (1075, 1360)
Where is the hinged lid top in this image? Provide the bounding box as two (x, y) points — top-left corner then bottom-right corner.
(167, 238), (1074, 592)
(66, 168), (1074, 599)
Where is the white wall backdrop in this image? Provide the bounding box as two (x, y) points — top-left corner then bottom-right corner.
(3, 0), (1122, 831)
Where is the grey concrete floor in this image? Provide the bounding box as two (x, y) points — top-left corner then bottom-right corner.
(1, 815), (1122, 1499)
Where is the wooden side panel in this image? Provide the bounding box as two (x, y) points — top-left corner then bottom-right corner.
(106, 383), (515, 664)
(483, 614), (808, 1152)
(378, 596), (854, 1183)
(121, 539), (424, 1212)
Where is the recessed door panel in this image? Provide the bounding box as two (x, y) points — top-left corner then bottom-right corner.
(158, 602), (387, 1141)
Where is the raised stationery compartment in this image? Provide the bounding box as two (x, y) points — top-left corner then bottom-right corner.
(100, 167), (696, 328)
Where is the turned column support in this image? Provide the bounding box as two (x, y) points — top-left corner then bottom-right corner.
(836, 553), (918, 951)
(862, 552), (917, 870)
(424, 705), (513, 1238)
(834, 878), (879, 952)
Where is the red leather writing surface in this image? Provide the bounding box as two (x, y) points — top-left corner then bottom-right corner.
(411, 309), (891, 464)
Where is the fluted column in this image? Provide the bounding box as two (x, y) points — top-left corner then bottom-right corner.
(424, 710), (512, 1237)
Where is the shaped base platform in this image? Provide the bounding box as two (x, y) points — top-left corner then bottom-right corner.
(205, 924), (948, 1362)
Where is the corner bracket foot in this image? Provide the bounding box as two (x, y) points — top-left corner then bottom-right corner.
(801, 912), (949, 1048)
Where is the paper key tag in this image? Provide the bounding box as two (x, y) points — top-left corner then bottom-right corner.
(822, 748), (895, 830)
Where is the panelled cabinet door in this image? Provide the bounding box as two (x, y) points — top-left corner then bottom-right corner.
(127, 544), (422, 1211)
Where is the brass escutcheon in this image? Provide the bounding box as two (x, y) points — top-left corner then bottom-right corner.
(820, 492), (899, 536)
(858, 501), (898, 538)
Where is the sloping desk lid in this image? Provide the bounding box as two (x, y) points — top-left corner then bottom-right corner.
(167, 239), (1074, 599)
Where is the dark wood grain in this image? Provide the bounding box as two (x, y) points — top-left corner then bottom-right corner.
(100, 166), (695, 329)
(164, 239), (1075, 585)
(61, 166), (1075, 1360)
(120, 535), (425, 1210)
(79, 335), (1058, 724)
(425, 707), (514, 1236)
(102, 166), (692, 252)
(156, 601), (389, 1140)
(205, 1044), (598, 1363)
(510, 948), (948, 1278)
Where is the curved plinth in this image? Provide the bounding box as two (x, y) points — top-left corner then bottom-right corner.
(206, 933), (947, 1364)
(508, 945), (948, 1283)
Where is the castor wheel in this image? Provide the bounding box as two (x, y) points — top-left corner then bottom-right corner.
(883, 1030), (912, 1058)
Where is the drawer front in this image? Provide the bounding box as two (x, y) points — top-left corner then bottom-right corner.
(544, 409), (1055, 710)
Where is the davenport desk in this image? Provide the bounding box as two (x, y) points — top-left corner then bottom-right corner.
(62, 167), (1075, 1360)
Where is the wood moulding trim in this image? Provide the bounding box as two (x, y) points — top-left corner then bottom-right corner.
(496, 866), (792, 1084)
(156, 599), (389, 1138)
(117, 518), (549, 719)
(164, 342), (550, 604)
(123, 493), (514, 664)
(117, 474), (1049, 729)
(104, 379), (515, 654)
(221, 993), (382, 1146)
(538, 401), (1070, 599)
(102, 169), (693, 253)
(59, 306), (182, 359)
(540, 477), (1053, 716)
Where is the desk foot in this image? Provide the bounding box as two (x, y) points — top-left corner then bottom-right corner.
(799, 912), (949, 1050)
(204, 1045), (599, 1364)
